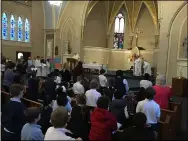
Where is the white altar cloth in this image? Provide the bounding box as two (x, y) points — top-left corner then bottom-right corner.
(83, 63), (107, 72)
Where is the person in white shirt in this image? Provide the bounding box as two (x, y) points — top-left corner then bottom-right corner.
(99, 69), (108, 88)
(143, 61), (152, 76)
(44, 107), (81, 140)
(73, 76), (85, 95)
(53, 71), (61, 84)
(34, 56), (42, 77)
(136, 87), (160, 132)
(85, 79), (101, 107)
(134, 56), (142, 76)
(140, 73), (152, 89)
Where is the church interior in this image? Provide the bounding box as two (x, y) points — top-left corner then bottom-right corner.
(1, 1), (188, 140)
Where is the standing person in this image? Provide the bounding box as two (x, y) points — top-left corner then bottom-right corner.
(73, 61), (84, 82)
(98, 69), (108, 95)
(114, 70), (129, 99)
(153, 74), (173, 109)
(73, 76), (85, 95)
(46, 59), (51, 76)
(21, 107), (44, 140)
(85, 79), (101, 108)
(44, 107), (82, 140)
(143, 60), (152, 76)
(140, 73), (152, 89)
(61, 63), (71, 82)
(89, 96), (117, 140)
(34, 56), (42, 77)
(68, 94), (90, 140)
(136, 87), (160, 132)
(3, 62), (15, 92)
(134, 55), (142, 76)
(41, 59), (47, 77)
(27, 57), (33, 66)
(1, 84), (26, 140)
(117, 112), (155, 140)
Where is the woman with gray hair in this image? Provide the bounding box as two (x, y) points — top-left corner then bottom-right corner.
(153, 74), (173, 109)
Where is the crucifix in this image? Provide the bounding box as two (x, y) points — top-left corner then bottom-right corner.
(135, 28), (143, 47)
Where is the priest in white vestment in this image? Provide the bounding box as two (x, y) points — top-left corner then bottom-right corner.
(134, 56), (142, 76)
(34, 56), (42, 77)
(143, 61), (152, 76)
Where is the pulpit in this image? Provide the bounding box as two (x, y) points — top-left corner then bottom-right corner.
(67, 58), (78, 71)
(172, 77), (188, 97)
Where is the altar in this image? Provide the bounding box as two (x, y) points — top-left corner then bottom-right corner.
(83, 63), (107, 73)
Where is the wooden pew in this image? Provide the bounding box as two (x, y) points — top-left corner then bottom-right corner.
(159, 115), (172, 140)
(1, 91), (42, 108)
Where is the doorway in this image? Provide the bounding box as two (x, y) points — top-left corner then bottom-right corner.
(16, 51), (31, 62)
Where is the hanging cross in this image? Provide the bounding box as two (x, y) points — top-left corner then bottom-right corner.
(135, 28), (143, 47)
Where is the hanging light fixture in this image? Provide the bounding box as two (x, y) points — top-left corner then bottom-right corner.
(48, 1), (62, 6)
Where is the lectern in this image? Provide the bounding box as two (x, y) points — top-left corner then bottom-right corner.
(67, 58), (78, 71)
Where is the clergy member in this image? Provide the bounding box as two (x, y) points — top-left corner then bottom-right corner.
(34, 56), (41, 77)
(134, 55), (142, 76)
(143, 61), (152, 76)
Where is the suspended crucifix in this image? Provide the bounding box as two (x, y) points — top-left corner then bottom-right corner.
(135, 28), (143, 47)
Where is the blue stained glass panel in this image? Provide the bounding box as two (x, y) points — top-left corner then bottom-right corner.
(10, 15), (16, 40)
(18, 16), (23, 41)
(2, 13), (8, 40)
(25, 18), (30, 42)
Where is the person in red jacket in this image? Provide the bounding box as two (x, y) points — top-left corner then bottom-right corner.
(89, 96), (117, 140)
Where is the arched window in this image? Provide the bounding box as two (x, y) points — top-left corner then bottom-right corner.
(10, 14), (16, 40)
(2, 12), (8, 40)
(113, 13), (125, 49)
(24, 18), (30, 42)
(18, 16), (23, 41)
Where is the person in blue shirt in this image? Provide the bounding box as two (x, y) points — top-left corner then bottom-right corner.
(21, 107), (44, 140)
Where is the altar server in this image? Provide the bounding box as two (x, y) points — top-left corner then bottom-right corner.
(41, 59), (47, 77)
(34, 56), (42, 77)
(143, 61), (152, 76)
(134, 56), (142, 76)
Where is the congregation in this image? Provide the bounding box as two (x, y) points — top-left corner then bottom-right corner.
(1, 54), (174, 140)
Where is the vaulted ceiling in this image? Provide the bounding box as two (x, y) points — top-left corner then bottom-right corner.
(85, 1), (158, 33)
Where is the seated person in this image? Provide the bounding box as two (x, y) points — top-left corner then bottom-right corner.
(153, 74), (173, 109)
(52, 87), (72, 112)
(136, 87), (160, 132)
(98, 69), (108, 90)
(85, 79), (101, 108)
(1, 84), (26, 140)
(89, 96), (117, 140)
(21, 107), (44, 140)
(110, 91), (129, 126)
(117, 112), (155, 140)
(68, 94), (90, 140)
(114, 70), (129, 98)
(38, 95), (53, 134)
(44, 107), (81, 140)
(140, 73), (152, 89)
(73, 76), (85, 95)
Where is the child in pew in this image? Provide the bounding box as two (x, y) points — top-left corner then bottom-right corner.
(21, 107), (44, 140)
(136, 87), (160, 132)
(44, 107), (82, 140)
(89, 96), (117, 140)
(1, 84), (26, 141)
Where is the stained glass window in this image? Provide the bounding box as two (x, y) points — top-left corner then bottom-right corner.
(18, 16), (23, 41)
(25, 18), (30, 42)
(10, 15), (16, 40)
(2, 12), (8, 40)
(113, 13), (125, 49)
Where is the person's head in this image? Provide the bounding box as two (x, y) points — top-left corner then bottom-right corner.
(76, 94), (86, 105)
(7, 62), (15, 69)
(77, 61), (83, 67)
(156, 74), (166, 86)
(51, 107), (68, 128)
(10, 84), (24, 98)
(114, 90), (123, 99)
(43, 95), (52, 107)
(116, 70), (123, 77)
(25, 107), (41, 123)
(47, 59), (50, 62)
(89, 79), (98, 89)
(144, 73), (150, 80)
(133, 112), (147, 128)
(37, 56), (40, 59)
(56, 91), (68, 107)
(77, 76), (83, 83)
(97, 96), (110, 110)
(100, 69), (106, 75)
(145, 87), (156, 100)
(28, 57), (31, 60)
